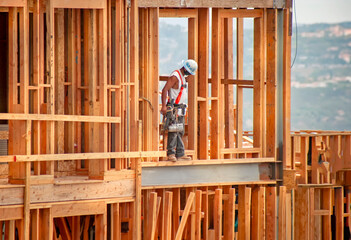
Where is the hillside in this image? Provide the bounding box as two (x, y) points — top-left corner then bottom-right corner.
(159, 21), (351, 131)
(291, 22), (351, 131)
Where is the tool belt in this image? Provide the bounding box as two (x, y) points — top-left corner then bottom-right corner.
(163, 102), (187, 132)
(169, 103), (187, 117)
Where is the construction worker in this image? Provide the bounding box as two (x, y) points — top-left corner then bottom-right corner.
(161, 59), (198, 161)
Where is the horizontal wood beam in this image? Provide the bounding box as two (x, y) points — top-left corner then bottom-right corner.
(0, 151), (167, 163)
(160, 76), (254, 86)
(142, 157), (275, 167)
(221, 79), (254, 85)
(0, 0), (25, 7)
(220, 147), (261, 154)
(52, 201), (107, 217)
(0, 179), (135, 205)
(0, 205), (23, 220)
(219, 9), (263, 18)
(0, 113), (121, 123)
(51, 0), (105, 9)
(139, 0), (285, 8)
(159, 8), (197, 18)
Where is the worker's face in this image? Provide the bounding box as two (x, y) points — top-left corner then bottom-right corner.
(184, 69), (191, 77)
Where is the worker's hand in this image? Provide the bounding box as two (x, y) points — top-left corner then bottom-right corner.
(161, 105), (167, 115)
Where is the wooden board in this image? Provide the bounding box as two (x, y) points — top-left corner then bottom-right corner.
(51, 0), (105, 9)
(138, 0), (285, 8)
(0, 179), (135, 205)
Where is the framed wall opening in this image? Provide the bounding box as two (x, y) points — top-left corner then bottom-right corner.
(158, 9), (198, 159)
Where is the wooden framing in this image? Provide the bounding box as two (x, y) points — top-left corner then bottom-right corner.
(0, 0), (348, 239)
(139, 0), (285, 8)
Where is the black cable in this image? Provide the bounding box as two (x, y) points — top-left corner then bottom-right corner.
(291, 0), (298, 68)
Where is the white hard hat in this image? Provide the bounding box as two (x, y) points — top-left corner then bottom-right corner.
(182, 59), (198, 75)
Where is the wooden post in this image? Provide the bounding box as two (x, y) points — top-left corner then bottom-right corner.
(195, 190), (202, 240)
(224, 18), (234, 151)
(47, 0), (55, 175)
(148, 192), (158, 240)
(164, 191), (173, 240)
(202, 186), (209, 240)
(41, 208), (53, 240)
(335, 187), (344, 240)
(197, 8), (209, 159)
(311, 137), (319, 184)
(172, 188), (180, 240)
(299, 136), (308, 184)
(134, 158), (142, 240)
(236, 18), (243, 149)
(188, 15), (198, 159)
(31, 210), (40, 240)
(72, 216), (81, 240)
(24, 120), (31, 240)
(266, 9), (277, 158)
(294, 187), (309, 239)
(130, 0), (139, 152)
(251, 186), (265, 240)
(214, 189), (222, 239)
(253, 16), (264, 152)
(8, 220), (16, 240)
(55, 8), (65, 155)
(210, 8), (220, 160)
(322, 188), (332, 240)
(282, 8), (292, 168)
(95, 212), (107, 240)
(238, 186), (251, 240)
(8, 4), (27, 184)
(278, 186), (286, 239)
(265, 187), (277, 240)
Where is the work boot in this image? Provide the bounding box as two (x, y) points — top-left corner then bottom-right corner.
(177, 155), (191, 161)
(167, 154), (177, 162)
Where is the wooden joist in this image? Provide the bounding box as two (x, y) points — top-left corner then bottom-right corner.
(138, 0), (285, 8)
(0, 151), (166, 163)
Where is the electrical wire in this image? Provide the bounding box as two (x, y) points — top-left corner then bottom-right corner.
(291, 0), (298, 68)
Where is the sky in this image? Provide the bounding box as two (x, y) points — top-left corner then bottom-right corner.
(296, 0), (351, 24)
(160, 0), (351, 26)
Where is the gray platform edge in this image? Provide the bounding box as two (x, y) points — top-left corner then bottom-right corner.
(142, 163), (262, 187)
